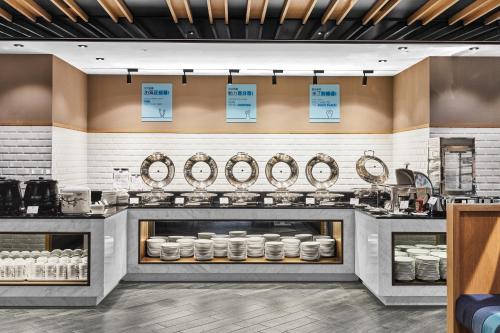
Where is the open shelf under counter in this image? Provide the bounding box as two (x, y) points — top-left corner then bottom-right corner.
(140, 256), (342, 264)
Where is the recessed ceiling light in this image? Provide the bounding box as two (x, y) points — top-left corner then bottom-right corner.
(78, 44), (88, 48)
(96, 57), (105, 61)
(469, 47), (479, 51)
(13, 44), (24, 47)
(317, 31), (323, 36)
(187, 31), (194, 36)
(398, 46), (408, 52)
(378, 59), (388, 63)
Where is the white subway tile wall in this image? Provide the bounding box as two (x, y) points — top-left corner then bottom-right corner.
(392, 128), (430, 173)
(87, 133), (394, 192)
(51, 126), (88, 188)
(430, 128), (500, 197)
(0, 126), (52, 186)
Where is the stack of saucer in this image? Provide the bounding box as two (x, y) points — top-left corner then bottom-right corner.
(247, 237), (265, 257)
(317, 238), (336, 257)
(282, 238), (300, 257)
(300, 242), (320, 261)
(313, 235), (332, 241)
(147, 238), (166, 257)
(177, 238), (195, 257)
(228, 238), (247, 260)
(198, 232), (216, 240)
(394, 250), (408, 257)
(394, 256), (416, 281)
(295, 234), (313, 242)
(214, 234), (229, 239)
(168, 236), (184, 243)
(430, 251), (447, 280)
(229, 231), (247, 238)
(194, 239), (214, 261)
(212, 237), (229, 257)
(406, 248), (430, 258)
(160, 243), (180, 261)
(416, 244), (437, 250)
(265, 241), (285, 261)
(263, 234), (280, 242)
(415, 255), (440, 281)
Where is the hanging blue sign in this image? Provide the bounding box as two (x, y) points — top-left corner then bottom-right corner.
(141, 83), (173, 122)
(309, 84), (340, 123)
(226, 84), (257, 123)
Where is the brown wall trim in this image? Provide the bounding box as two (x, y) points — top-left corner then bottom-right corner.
(431, 123), (500, 129)
(86, 128), (395, 135)
(0, 121), (52, 126)
(52, 122), (87, 133)
(393, 124), (430, 133)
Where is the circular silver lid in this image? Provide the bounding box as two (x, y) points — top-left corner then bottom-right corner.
(184, 152), (218, 190)
(355, 150), (389, 185)
(140, 152), (175, 189)
(225, 152), (259, 190)
(265, 153), (299, 190)
(305, 153), (339, 190)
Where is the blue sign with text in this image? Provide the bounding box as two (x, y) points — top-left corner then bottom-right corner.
(141, 83), (172, 122)
(226, 84), (257, 123)
(309, 84), (340, 123)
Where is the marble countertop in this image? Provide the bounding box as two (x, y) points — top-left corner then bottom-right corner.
(0, 206), (128, 220)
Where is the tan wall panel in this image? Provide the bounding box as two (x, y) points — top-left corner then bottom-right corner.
(52, 57), (88, 131)
(87, 75), (393, 134)
(430, 57), (500, 128)
(0, 54), (53, 125)
(393, 58), (430, 132)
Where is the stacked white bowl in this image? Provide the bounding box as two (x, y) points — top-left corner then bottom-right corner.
(160, 243), (180, 261)
(313, 235), (332, 241)
(147, 238), (166, 257)
(394, 256), (416, 281)
(247, 237), (265, 257)
(300, 241), (320, 261)
(194, 239), (214, 261)
(167, 236), (184, 243)
(263, 234), (280, 242)
(212, 237), (229, 257)
(228, 238), (247, 260)
(265, 241), (285, 261)
(406, 248), (430, 258)
(198, 232), (216, 240)
(229, 231), (247, 238)
(430, 251), (447, 280)
(415, 255), (440, 281)
(177, 238), (195, 257)
(317, 238), (336, 257)
(295, 234), (313, 242)
(394, 250), (408, 257)
(282, 238), (300, 257)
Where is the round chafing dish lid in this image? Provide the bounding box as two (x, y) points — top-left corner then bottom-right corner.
(355, 150), (389, 185)
(225, 152), (259, 190)
(140, 152), (175, 189)
(265, 153), (299, 190)
(305, 153), (339, 190)
(183, 152), (218, 190)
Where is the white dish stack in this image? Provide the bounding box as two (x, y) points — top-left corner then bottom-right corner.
(313, 235), (332, 241)
(430, 251), (447, 280)
(282, 238), (300, 257)
(395, 245), (416, 252)
(167, 236), (184, 243)
(228, 238), (247, 260)
(247, 237), (265, 257)
(317, 239), (336, 257)
(263, 234), (280, 242)
(146, 238), (166, 257)
(177, 238), (195, 257)
(194, 239), (214, 261)
(198, 232), (216, 240)
(300, 241), (320, 261)
(415, 244), (437, 251)
(295, 234), (313, 242)
(394, 250), (408, 257)
(394, 256), (416, 281)
(229, 231), (247, 238)
(160, 243), (180, 261)
(265, 241), (285, 261)
(415, 255), (440, 281)
(212, 237), (229, 257)
(406, 248), (430, 258)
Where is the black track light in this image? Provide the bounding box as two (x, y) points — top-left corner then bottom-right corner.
(182, 69), (193, 85)
(272, 70), (283, 85)
(362, 70), (373, 86)
(126, 68), (138, 84)
(228, 69), (239, 85)
(313, 70), (324, 85)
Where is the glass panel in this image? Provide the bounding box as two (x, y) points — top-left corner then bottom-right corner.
(444, 150), (474, 192)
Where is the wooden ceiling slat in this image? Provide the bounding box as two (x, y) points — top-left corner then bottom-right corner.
(114, 0), (133, 23)
(207, 0), (213, 24)
(245, 0), (251, 23)
(183, 0), (193, 23)
(62, 0), (88, 22)
(96, 0), (118, 23)
(4, 0), (37, 22)
(279, 0), (291, 24)
(362, 0), (390, 25)
(0, 7), (13, 22)
(165, 0), (178, 23)
(463, 0), (500, 25)
(372, 0), (401, 24)
(337, 0), (359, 24)
(224, 0), (228, 24)
(24, 0), (52, 22)
(260, 0), (269, 24)
(408, 0), (441, 25)
(302, 0), (318, 24)
(421, 0), (459, 25)
(485, 10), (500, 24)
(321, 0), (340, 25)
(51, 0), (77, 22)
(449, 0), (491, 25)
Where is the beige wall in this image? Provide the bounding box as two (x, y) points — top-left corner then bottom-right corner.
(0, 54), (53, 125)
(430, 57), (500, 128)
(88, 75), (394, 134)
(52, 57), (88, 131)
(393, 58), (430, 132)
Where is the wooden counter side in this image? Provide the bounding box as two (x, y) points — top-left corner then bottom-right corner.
(447, 204), (500, 333)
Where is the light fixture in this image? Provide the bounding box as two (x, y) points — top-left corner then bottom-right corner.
(228, 69), (239, 85)
(96, 57), (105, 61)
(78, 44), (88, 48)
(362, 70), (374, 86)
(126, 68), (138, 84)
(398, 46), (408, 52)
(13, 44), (24, 47)
(469, 46), (479, 51)
(378, 59), (387, 63)
(272, 70), (283, 85)
(317, 31), (323, 36)
(313, 70), (324, 85)
(182, 69), (193, 85)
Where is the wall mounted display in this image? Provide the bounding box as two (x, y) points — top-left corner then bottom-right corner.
(226, 84), (257, 123)
(141, 83), (173, 122)
(309, 84), (340, 122)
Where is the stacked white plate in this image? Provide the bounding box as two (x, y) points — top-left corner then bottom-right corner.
(394, 256), (416, 281)
(247, 234), (262, 238)
(198, 232), (216, 239)
(415, 244), (437, 250)
(160, 243), (180, 261)
(295, 234), (313, 242)
(280, 236), (296, 241)
(406, 248), (430, 258)
(436, 244), (447, 251)
(430, 251), (447, 280)
(212, 237), (229, 257)
(394, 250), (408, 257)
(229, 231), (247, 238)
(228, 238), (247, 260)
(150, 236), (168, 241)
(300, 241), (320, 261)
(313, 235), (332, 241)
(177, 238), (195, 257)
(194, 239), (214, 261)
(167, 236), (184, 243)
(317, 238), (336, 257)
(265, 241), (285, 261)
(247, 237), (265, 257)
(147, 238), (166, 257)
(395, 245), (416, 252)
(214, 234), (229, 239)
(282, 238), (300, 257)
(415, 255), (440, 281)
(263, 234), (280, 242)
(101, 190), (117, 206)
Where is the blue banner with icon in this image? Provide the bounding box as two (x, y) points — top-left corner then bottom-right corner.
(226, 84), (257, 123)
(141, 83), (173, 122)
(309, 84), (340, 123)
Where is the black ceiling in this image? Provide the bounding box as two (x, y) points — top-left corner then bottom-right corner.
(0, 0), (498, 42)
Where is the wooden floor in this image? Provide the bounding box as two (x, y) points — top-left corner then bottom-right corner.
(0, 282), (446, 333)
